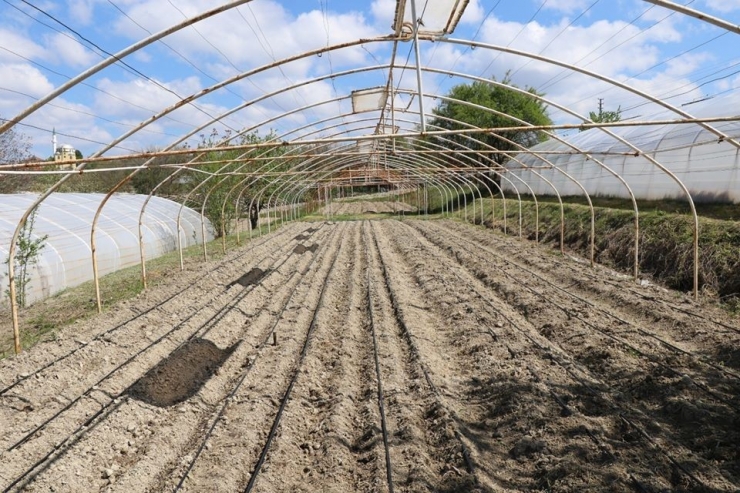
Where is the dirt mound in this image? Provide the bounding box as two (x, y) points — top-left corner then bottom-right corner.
(228, 267), (268, 288)
(293, 244), (318, 254)
(127, 338), (237, 407)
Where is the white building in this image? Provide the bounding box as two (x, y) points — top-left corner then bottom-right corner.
(52, 129), (77, 169)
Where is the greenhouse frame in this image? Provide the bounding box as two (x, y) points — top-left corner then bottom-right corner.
(1, 0), (739, 354)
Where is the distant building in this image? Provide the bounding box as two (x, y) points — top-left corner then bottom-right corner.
(52, 129), (76, 169)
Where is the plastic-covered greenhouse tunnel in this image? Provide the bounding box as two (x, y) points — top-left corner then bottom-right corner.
(0, 1), (739, 491)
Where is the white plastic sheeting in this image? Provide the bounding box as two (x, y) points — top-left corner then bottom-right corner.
(503, 108), (740, 203)
(0, 193), (214, 306)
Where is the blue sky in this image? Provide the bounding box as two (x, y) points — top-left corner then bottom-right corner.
(1, 0), (740, 160)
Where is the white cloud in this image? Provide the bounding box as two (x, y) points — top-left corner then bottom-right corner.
(46, 32), (99, 68)
(0, 29), (46, 62)
(703, 0), (740, 13)
(94, 76), (205, 121)
(460, 0), (484, 25)
(68, 0), (97, 25)
(0, 63), (55, 100)
(113, 0), (379, 78)
(371, 0), (396, 30)
(543, 0), (595, 14)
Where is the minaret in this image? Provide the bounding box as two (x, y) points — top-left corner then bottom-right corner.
(52, 128), (57, 157)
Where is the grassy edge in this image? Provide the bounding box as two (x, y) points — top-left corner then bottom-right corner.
(0, 220), (285, 359)
(450, 196), (740, 313)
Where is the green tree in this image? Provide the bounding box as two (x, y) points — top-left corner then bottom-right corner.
(583, 103), (621, 131)
(427, 73), (552, 166)
(185, 129), (288, 236)
(4, 208), (48, 308)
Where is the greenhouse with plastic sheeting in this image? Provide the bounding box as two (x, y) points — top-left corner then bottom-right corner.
(0, 193), (213, 306)
(1, 1), (740, 490)
(502, 97), (740, 203)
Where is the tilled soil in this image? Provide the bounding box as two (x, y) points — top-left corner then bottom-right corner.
(0, 218), (738, 492)
(324, 200), (416, 215)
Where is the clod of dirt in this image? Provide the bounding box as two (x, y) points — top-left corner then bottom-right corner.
(127, 338), (237, 407)
(293, 244), (318, 254)
(510, 436), (548, 459)
(294, 233), (309, 241)
(228, 268), (268, 288)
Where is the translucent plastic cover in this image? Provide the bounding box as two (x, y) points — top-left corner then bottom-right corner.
(0, 193), (214, 306)
(503, 113), (740, 203)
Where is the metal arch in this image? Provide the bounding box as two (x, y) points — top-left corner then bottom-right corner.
(396, 90), (590, 259)
(18, 65), (393, 316)
(269, 153), (465, 223)
(243, 131), (476, 222)
(5, 32), (732, 342)
(431, 37), (740, 150)
(407, 67), (644, 276)
(423, 39), (723, 297)
(0, 0), (257, 136)
(247, 133), (473, 218)
(239, 122), (491, 215)
(642, 0), (740, 35)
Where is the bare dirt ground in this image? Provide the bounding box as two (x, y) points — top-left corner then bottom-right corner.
(0, 217), (738, 492)
(324, 200), (416, 215)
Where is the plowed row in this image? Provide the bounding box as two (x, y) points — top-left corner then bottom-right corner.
(0, 219), (737, 492)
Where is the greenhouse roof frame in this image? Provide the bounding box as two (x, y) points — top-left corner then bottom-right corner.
(2, 0), (740, 352)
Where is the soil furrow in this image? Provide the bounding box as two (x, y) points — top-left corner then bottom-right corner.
(249, 221), (386, 492)
(398, 219), (738, 490)
(0, 225), (328, 492)
(165, 222), (347, 492)
(0, 215), (737, 492)
(366, 221), (479, 492)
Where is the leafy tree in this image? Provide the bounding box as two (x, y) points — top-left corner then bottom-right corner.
(4, 207), (48, 308)
(583, 103), (621, 131)
(180, 128), (288, 236)
(0, 118), (32, 165)
(427, 73), (552, 166)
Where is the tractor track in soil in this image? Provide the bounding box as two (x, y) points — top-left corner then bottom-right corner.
(0, 218), (737, 492)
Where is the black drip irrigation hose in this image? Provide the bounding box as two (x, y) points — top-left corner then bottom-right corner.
(243, 223), (346, 493)
(0, 222), (310, 398)
(173, 223), (343, 491)
(6, 225), (327, 453)
(2, 225), (330, 491)
(368, 222), (477, 479)
(2, 398), (128, 493)
(362, 221), (395, 493)
(414, 222), (740, 409)
(395, 220), (713, 491)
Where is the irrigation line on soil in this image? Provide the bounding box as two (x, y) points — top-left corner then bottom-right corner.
(1, 396), (128, 493)
(2, 227), (332, 491)
(5, 225), (326, 453)
(526, 240), (740, 337)
(362, 221), (395, 493)
(368, 222), (477, 480)
(0, 222), (308, 397)
(394, 220), (713, 490)
(242, 222), (346, 493)
(416, 222), (740, 410)
(172, 223), (342, 491)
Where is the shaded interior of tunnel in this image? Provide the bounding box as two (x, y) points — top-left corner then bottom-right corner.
(127, 338), (237, 407)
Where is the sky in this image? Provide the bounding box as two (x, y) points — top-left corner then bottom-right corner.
(1, 0), (740, 160)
